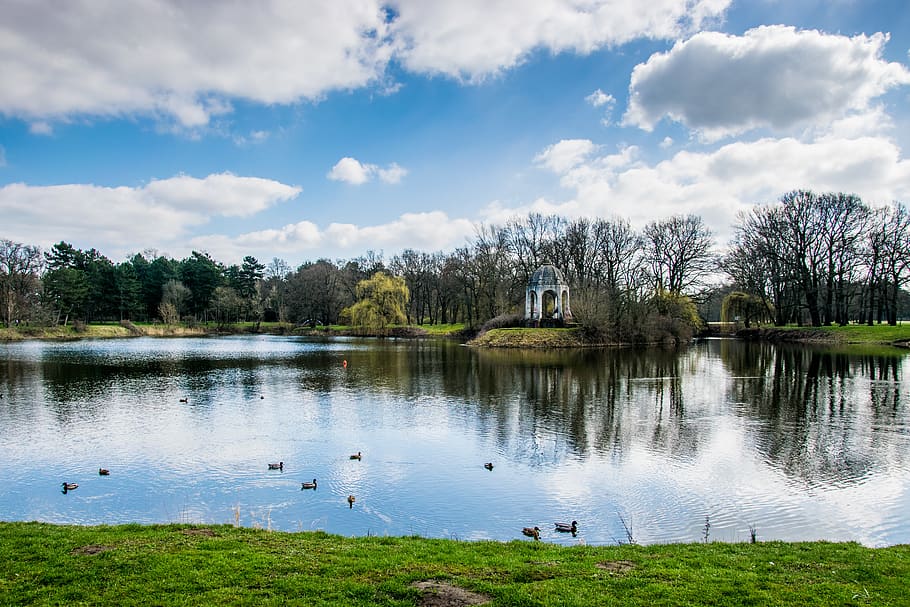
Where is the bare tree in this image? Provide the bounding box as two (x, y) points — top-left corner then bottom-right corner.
(0, 239), (44, 327)
(877, 202), (910, 325)
(643, 214), (715, 295)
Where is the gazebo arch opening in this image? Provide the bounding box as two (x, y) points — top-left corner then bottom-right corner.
(541, 290), (557, 318)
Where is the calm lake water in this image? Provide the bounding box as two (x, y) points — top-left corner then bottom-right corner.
(1, 335), (908, 547)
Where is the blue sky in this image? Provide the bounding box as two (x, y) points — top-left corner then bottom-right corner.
(1, 0), (909, 267)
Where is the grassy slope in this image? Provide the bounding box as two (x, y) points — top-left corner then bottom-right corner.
(0, 523), (906, 606)
(469, 327), (589, 348)
(737, 324), (910, 348)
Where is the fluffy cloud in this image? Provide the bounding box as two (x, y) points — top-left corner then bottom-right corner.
(189, 211), (475, 263)
(391, 0), (731, 80)
(586, 89), (615, 108)
(0, 1), (394, 127)
(517, 135), (910, 243)
(328, 157), (408, 185)
(534, 139), (598, 173)
(624, 25), (910, 140)
(144, 173), (301, 217)
(0, 173), (300, 255)
(1, 1), (731, 126)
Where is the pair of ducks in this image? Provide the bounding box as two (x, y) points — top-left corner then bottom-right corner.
(272, 452), (360, 470)
(522, 520), (578, 540)
(62, 468), (111, 492)
(299, 481), (355, 510)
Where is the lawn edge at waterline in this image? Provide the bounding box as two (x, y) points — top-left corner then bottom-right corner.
(2, 321), (909, 349)
(1, 522), (907, 606)
(0, 321), (467, 342)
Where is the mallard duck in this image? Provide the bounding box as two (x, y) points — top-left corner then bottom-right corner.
(98, 468), (110, 476)
(62, 482), (78, 492)
(268, 462), (284, 471)
(301, 479), (317, 490)
(347, 494), (356, 508)
(349, 452), (361, 460)
(522, 526), (540, 540)
(554, 520), (577, 533)
(484, 462), (494, 470)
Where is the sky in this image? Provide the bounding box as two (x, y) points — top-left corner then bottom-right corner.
(1, 0), (909, 268)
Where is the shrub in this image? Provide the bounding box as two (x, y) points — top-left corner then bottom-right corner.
(478, 313), (525, 335)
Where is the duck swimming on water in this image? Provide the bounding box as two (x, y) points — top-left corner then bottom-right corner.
(301, 479), (317, 490)
(554, 520), (578, 534)
(522, 526), (540, 540)
(62, 482), (78, 493)
(268, 462), (284, 471)
(349, 452), (362, 460)
(347, 495), (356, 508)
(98, 468), (110, 476)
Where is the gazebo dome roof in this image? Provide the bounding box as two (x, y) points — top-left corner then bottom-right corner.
(529, 263), (567, 287)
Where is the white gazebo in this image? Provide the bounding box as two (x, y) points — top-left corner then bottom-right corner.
(525, 263), (572, 324)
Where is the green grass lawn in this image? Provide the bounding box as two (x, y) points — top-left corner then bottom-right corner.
(0, 523), (906, 606)
(733, 323), (910, 347)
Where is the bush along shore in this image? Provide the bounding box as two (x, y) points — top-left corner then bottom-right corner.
(0, 522), (907, 606)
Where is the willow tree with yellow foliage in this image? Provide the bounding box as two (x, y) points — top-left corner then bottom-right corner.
(343, 271), (409, 333)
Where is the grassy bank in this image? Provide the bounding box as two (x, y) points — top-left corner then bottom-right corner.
(469, 327), (591, 348)
(0, 322), (467, 342)
(0, 523), (905, 606)
(736, 323), (910, 348)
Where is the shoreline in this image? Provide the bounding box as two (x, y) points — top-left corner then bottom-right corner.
(3, 322), (909, 350)
(1, 521), (907, 606)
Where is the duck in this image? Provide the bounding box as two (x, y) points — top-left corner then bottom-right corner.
(347, 494), (356, 508)
(349, 452), (362, 460)
(98, 468), (110, 476)
(301, 479), (317, 490)
(179, 398), (188, 403)
(268, 462), (284, 471)
(484, 462), (494, 470)
(62, 482), (79, 492)
(522, 526), (541, 540)
(554, 520), (578, 534)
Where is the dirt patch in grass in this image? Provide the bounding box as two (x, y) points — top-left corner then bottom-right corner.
(411, 581), (491, 607)
(71, 544), (114, 556)
(596, 560), (635, 573)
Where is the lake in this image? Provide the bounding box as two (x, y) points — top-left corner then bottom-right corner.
(1, 335), (908, 547)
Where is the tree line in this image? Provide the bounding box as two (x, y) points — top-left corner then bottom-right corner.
(1, 189), (908, 339)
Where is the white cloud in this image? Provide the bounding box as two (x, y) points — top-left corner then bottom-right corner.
(377, 162), (408, 184)
(586, 89), (615, 108)
(1, 1), (732, 126)
(534, 139), (598, 173)
(29, 121), (53, 136)
(327, 157), (408, 185)
(391, 0), (731, 80)
(327, 157), (374, 185)
(233, 130), (271, 147)
(0, 1), (394, 127)
(624, 25), (910, 140)
(144, 173), (301, 217)
(499, 135), (910, 244)
(188, 211), (475, 263)
(0, 173), (300, 257)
